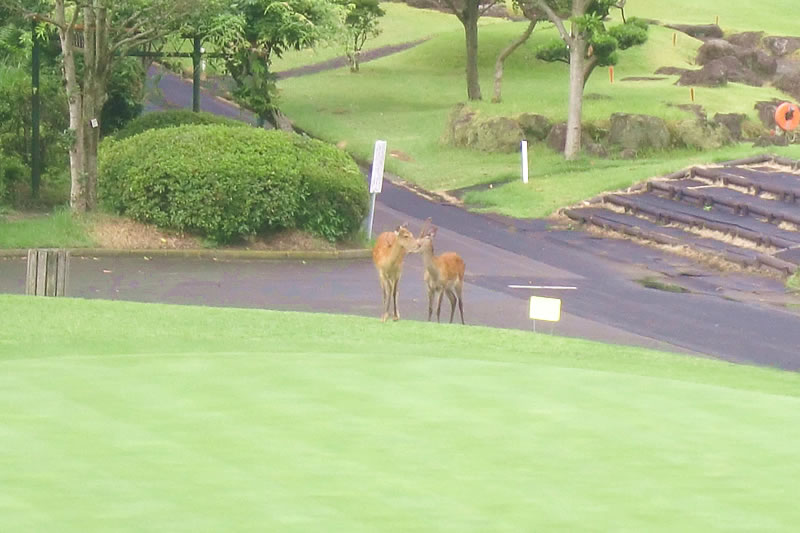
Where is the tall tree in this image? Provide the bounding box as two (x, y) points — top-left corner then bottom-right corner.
(492, 0), (541, 103)
(222, 0), (342, 129)
(337, 0), (384, 73)
(440, 0), (498, 101)
(4, 0), (194, 211)
(533, 0), (646, 159)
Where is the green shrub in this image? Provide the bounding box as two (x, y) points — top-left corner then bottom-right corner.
(114, 110), (250, 141)
(99, 125), (368, 243)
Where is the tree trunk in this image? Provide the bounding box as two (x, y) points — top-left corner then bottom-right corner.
(582, 56), (599, 89)
(492, 19), (537, 103)
(564, 35), (587, 160)
(463, 1), (481, 101)
(56, 1), (86, 211)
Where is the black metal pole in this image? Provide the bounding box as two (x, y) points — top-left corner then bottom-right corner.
(31, 20), (41, 198)
(192, 36), (201, 112)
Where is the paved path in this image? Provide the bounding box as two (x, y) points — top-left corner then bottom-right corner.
(6, 60), (799, 370)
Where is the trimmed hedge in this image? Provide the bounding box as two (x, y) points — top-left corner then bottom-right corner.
(99, 125), (368, 243)
(114, 110), (250, 141)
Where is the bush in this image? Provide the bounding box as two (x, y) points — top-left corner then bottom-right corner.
(114, 110), (250, 141)
(99, 125), (368, 243)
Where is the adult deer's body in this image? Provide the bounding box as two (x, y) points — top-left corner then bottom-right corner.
(417, 223), (465, 324)
(372, 224), (419, 322)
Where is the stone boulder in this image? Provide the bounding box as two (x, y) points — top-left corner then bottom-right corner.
(712, 113), (747, 141)
(441, 104), (479, 147)
(697, 39), (738, 65)
(666, 24), (723, 40)
(774, 72), (800, 101)
(676, 61), (728, 86)
(754, 133), (790, 147)
(608, 114), (671, 151)
(763, 36), (800, 56)
(516, 113), (552, 141)
(545, 123), (597, 154)
(738, 48), (777, 77)
(441, 104), (524, 153)
(677, 56), (762, 87)
(754, 100), (785, 128)
(670, 119), (731, 150)
(546, 123), (568, 152)
(726, 31), (765, 48)
(470, 116), (524, 153)
(655, 66), (689, 76)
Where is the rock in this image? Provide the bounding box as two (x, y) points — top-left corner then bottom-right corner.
(754, 133), (790, 147)
(441, 103), (479, 147)
(774, 72), (800, 101)
(676, 61), (728, 86)
(713, 113), (747, 140)
(546, 122), (568, 152)
(608, 113), (671, 151)
(620, 148), (638, 159)
(655, 66), (689, 76)
(726, 31), (765, 48)
(697, 39), (738, 65)
(671, 119), (731, 150)
(470, 116), (524, 153)
(754, 100), (785, 128)
(736, 48), (777, 77)
(584, 142), (608, 158)
(516, 113), (552, 141)
(545, 123), (596, 153)
(677, 57), (761, 87)
(763, 36), (800, 57)
(666, 24), (723, 40)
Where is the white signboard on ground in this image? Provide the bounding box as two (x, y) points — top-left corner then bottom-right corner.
(529, 296), (562, 322)
(369, 140), (387, 193)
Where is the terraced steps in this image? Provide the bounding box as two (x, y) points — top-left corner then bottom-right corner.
(564, 156), (800, 275)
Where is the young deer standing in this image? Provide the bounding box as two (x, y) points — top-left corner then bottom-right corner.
(372, 223), (420, 322)
(417, 220), (465, 324)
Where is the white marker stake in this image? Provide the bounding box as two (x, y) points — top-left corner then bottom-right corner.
(521, 140), (529, 184)
(366, 140), (387, 240)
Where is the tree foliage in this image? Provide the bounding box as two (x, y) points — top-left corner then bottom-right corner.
(336, 0), (384, 72)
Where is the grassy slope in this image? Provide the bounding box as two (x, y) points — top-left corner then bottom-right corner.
(1, 295), (800, 531)
(0, 210), (93, 249)
(277, 3), (800, 216)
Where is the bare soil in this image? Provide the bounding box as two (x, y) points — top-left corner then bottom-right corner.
(88, 214), (341, 251)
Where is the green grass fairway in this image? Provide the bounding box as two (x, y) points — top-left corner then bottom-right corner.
(1, 295), (799, 531)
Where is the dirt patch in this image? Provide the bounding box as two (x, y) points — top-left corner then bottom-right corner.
(90, 215), (202, 249)
(88, 214), (341, 251)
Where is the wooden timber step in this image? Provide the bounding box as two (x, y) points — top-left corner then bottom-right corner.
(648, 179), (800, 227)
(692, 166), (800, 201)
(604, 192), (800, 249)
(563, 207), (798, 274)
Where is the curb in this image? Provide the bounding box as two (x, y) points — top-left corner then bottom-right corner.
(0, 247), (372, 261)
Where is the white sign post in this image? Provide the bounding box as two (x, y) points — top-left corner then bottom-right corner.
(521, 140), (529, 184)
(366, 140), (387, 240)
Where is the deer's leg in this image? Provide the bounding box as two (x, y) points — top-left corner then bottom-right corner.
(455, 282), (464, 325)
(426, 284), (435, 321)
(379, 274), (390, 322)
(391, 277), (400, 321)
(456, 283), (464, 325)
(446, 289), (457, 323)
(435, 289), (445, 323)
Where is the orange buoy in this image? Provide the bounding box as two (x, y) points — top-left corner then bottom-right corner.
(775, 102), (800, 131)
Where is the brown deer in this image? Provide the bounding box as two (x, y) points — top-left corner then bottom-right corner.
(372, 223), (420, 322)
(417, 219), (465, 324)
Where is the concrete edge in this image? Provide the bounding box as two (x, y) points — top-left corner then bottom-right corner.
(0, 247), (372, 261)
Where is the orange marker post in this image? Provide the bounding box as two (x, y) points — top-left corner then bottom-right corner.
(672, 32), (677, 46)
(690, 88), (695, 102)
(609, 65), (614, 84)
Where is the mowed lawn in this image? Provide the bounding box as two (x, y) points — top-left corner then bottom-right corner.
(1, 295), (799, 531)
